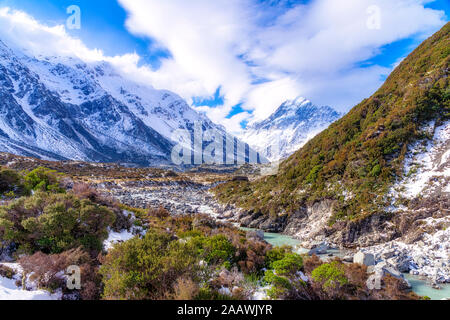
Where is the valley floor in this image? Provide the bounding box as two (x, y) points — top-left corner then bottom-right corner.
(89, 170), (449, 299)
(0, 153), (448, 300)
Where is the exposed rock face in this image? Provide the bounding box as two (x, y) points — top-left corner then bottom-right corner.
(239, 210), (287, 233)
(236, 199), (337, 238)
(328, 212), (399, 248)
(288, 200), (336, 244)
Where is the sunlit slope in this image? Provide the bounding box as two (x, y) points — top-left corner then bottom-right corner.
(214, 22), (449, 223)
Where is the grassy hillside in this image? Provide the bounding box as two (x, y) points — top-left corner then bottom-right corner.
(214, 22), (450, 223)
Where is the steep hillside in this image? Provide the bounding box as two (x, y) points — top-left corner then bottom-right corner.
(240, 98), (341, 161)
(214, 22), (450, 244)
(0, 40), (173, 165)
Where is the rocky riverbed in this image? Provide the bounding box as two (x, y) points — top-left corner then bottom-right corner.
(362, 227), (450, 285)
(94, 179), (222, 216)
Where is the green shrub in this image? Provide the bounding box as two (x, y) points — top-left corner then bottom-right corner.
(263, 251), (304, 299)
(264, 270), (292, 290)
(24, 167), (64, 194)
(0, 192), (115, 254)
(272, 253), (303, 277)
(265, 246), (292, 269)
(190, 235), (236, 266)
(100, 231), (200, 300)
(306, 165), (322, 184)
(369, 164), (382, 177)
(311, 261), (349, 290)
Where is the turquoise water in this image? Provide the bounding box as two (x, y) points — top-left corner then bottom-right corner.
(243, 228), (450, 300)
(263, 232), (302, 247)
(404, 274), (450, 300)
(241, 228), (308, 253)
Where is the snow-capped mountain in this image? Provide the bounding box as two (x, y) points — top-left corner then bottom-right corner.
(240, 98), (342, 161)
(0, 39), (247, 166)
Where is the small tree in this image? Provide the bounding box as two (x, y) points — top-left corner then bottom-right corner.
(24, 167), (64, 193)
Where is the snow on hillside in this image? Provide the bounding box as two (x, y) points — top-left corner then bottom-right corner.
(103, 229), (135, 251)
(394, 120), (450, 199)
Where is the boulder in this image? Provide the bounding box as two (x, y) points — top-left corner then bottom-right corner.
(353, 251), (375, 266)
(343, 255), (354, 263)
(396, 258), (412, 273)
(381, 250), (396, 259)
(366, 263), (410, 290)
(372, 262), (406, 280)
(382, 266), (403, 279)
(246, 230), (265, 241)
(366, 273), (382, 290)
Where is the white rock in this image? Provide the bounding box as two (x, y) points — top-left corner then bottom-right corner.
(354, 252), (375, 266)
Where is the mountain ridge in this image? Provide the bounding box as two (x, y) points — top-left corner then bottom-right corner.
(0, 39), (254, 166)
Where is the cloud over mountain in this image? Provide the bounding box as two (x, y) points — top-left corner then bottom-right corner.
(118, 0), (446, 127)
(0, 1), (447, 132)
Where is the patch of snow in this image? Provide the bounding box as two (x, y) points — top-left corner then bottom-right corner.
(0, 263), (61, 300)
(103, 229), (135, 251)
(218, 287), (232, 296)
(393, 121), (450, 199)
(252, 286), (271, 300)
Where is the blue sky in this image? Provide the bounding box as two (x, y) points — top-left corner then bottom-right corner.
(0, 0), (448, 132)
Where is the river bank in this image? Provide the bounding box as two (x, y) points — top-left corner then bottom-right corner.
(250, 229), (450, 300)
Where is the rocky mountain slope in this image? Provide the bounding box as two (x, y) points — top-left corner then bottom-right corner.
(214, 22), (450, 249)
(0, 39), (250, 166)
(240, 98), (341, 161)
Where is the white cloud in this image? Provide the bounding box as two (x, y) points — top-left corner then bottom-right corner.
(0, 7), (104, 61)
(118, 0), (446, 126)
(0, 1), (447, 132)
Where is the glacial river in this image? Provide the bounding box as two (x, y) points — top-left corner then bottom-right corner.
(247, 229), (450, 300)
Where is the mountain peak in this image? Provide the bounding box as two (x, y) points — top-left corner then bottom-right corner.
(241, 98), (342, 161)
